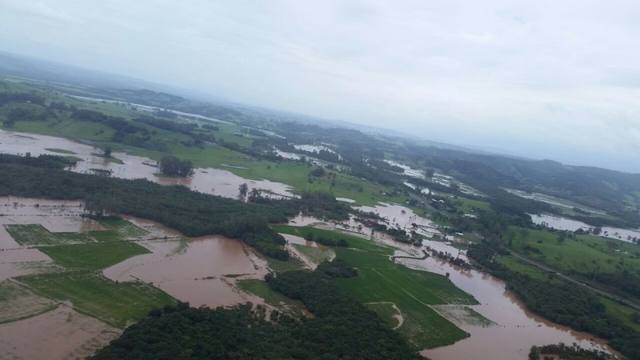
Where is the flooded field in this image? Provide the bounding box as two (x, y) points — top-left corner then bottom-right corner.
(0, 129), (295, 199)
(394, 240), (614, 359)
(531, 213), (640, 243)
(0, 198), (273, 359)
(0, 197), (95, 280)
(103, 217), (269, 308)
(289, 206), (615, 359)
(0, 304), (120, 360)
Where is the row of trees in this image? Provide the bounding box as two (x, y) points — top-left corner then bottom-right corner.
(0, 154), (292, 260)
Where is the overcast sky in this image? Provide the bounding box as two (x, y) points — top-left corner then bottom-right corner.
(1, 1), (640, 172)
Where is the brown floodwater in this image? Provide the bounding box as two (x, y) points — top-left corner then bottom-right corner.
(0, 197), (100, 280)
(288, 207), (615, 359)
(0, 129), (295, 200)
(104, 218), (268, 308)
(0, 197), (103, 248)
(396, 240), (614, 360)
(0, 304), (120, 360)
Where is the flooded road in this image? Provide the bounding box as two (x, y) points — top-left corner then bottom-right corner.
(0, 129), (295, 200)
(103, 217), (268, 308)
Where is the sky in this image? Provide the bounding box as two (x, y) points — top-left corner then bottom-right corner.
(1, 0), (640, 172)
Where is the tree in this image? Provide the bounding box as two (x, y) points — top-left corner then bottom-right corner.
(238, 183), (248, 201)
(425, 167), (435, 178)
(158, 155), (193, 177)
(310, 167), (326, 177)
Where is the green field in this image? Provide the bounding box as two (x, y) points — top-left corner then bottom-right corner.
(237, 279), (307, 318)
(38, 241), (149, 271)
(20, 272), (175, 328)
(506, 226), (640, 277)
(276, 225), (475, 348)
(5, 224), (99, 245)
(496, 246), (640, 335)
(4, 216), (175, 328)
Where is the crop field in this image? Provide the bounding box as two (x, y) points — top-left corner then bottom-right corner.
(3, 216), (175, 328)
(38, 241), (149, 271)
(6, 225), (98, 246)
(275, 225), (475, 348)
(19, 272), (174, 328)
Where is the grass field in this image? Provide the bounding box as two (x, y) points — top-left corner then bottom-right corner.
(506, 226), (640, 277)
(19, 272), (175, 328)
(275, 225), (475, 348)
(496, 247), (640, 335)
(237, 279), (307, 318)
(38, 241), (149, 271)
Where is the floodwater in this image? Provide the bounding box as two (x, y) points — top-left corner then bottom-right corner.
(531, 213), (640, 244)
(103, 217), (268, 308)
(356, 202), (441, 238)
(384, 159), (425, 179)
(395, 239), (614, 360)
(0, 304), (120, 360)
(68, 94), (232, 125)
(0, 129), (295, 200)
(275, 149), (302, 160)
(509, 189), (605, 216)
(0, 197), (97, 280)
(293, 144), (337, 155)
(288, 207), (615, 359)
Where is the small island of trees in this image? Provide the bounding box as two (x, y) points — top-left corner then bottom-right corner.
(158, 155), (193, 177)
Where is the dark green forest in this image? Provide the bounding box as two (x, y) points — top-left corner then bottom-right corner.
(92, 267), (421, 360)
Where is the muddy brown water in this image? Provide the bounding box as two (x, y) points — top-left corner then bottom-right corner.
(288, 204), (615, 359)
(400, 240), (614, 359)
(0, 304), (120, 360)
(103, 217), (269, 308)
(0, 129), (295, 200)
(0, 197), (98, 280)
